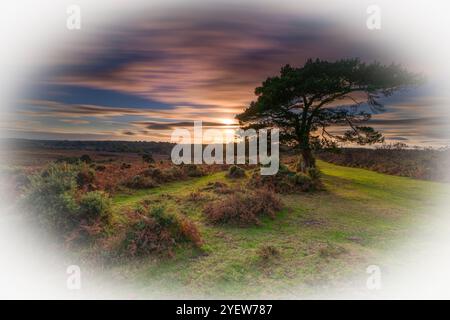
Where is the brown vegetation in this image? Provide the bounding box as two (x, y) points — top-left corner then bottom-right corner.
(203, 188), (282, 226)
(248, 164), (323, 193)
(120, 206), (203, 257)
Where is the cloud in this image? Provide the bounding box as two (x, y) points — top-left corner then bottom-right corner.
(60, 119), (91, 125)
(43, 9), (369, 112)
(389, 136), (409, 141)
(132, 121), (232, 130)
(10, 7), (447, 146)
(368, 117), (447, 126)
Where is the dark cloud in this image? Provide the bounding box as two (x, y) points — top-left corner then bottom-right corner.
(389, 136), (409, 141)
(133, 121), (228, 130)
(368, 117), (447, 126)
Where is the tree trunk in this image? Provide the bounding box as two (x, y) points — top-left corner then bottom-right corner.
(299, 148), (316, 172)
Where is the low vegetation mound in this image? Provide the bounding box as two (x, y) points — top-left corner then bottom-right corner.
(122, 174), (158, 189)
(78, 191), (112, 223)
(183, 164), (205, 177)
(23, 163), (113, 236)
(248, 164), (322, 193)
(226, 165), (246, 179)
(201, 181), (234, 194)
(121, 206), (203, 257)
(203, 189), (282, 226)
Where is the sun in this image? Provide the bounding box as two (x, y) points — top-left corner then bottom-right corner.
(221, 118), (235, 125)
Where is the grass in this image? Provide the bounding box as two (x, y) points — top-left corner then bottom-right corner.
(99, 160), (449, 298)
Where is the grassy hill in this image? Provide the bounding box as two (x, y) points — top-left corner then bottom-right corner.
(96, 160), (447, 298)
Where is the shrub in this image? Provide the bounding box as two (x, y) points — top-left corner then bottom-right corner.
(187, 191), (206, 201)
(307, 167), (321, 181)
(203, 189), (282, 226)
(177, 217), (203, 247)
(120, 162), (132, 169)
(78, 191), (112, 222)
(76, 166), (95, 189)
(23, 163), (80, 233)
(142, 153), (155, 163)
(257, 188), (283, 213)
(278, 163), (291, 174)
(55, 156), (79, 164)
(226, 165), (246, 179)
(123, 175), (158, 189)
(248, 163), (321, 193)
(292, 173), (313, 191)
(141, 166), (187, 183)
(142, 167), (164, 181)
(80, 154), (92, 163)
(184, 164), (204, 177)
(202, 181), (234, 194)
(95, 165), (106, 171)
(122, 206), (202, 257)
(164, 166), (186, 180)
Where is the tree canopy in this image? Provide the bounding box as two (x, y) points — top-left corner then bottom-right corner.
(236, 58), (422, 169)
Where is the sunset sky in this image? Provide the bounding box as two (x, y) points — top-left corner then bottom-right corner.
(8, 6), (450, 146)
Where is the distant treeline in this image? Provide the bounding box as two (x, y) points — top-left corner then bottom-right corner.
(5, 139), (450, 182)
(5, 139), (175, 155)
(4, 139), (276, 158)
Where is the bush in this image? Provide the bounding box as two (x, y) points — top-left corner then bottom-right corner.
(55, 156), (80, 164)
(76, 166), (95, 189)
(122, 206), (202, 257)
(187, 191), (206, 201)
(123, 175), (158, 189)
(203, 189), (282, 226)
(141, 166), (187, 184)
(120, 162), (132, 169)
(291, 173), (313, 191)
(201, 181), (234, 194)
(142, 167), (165, 182)
(23, 163), (80, 233)
(307, 167), (321, 181)
(184, 164), (204, 177)
(226, 165), (246, 179)
(142, 154), (155, 163)
(78, 191), (112, 222)
(248, 163), (322, 193)
(95, 165), (106, 171)
(80, 154), (92, 163)
(278, 163), (291, 174)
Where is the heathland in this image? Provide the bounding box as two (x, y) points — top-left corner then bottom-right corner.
(1, 140), (448, 298)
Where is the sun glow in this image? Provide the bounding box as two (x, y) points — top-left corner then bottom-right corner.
(221, 118), (236, 125)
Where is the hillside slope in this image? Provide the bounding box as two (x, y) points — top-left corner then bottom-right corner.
(103, 160), (448, 298)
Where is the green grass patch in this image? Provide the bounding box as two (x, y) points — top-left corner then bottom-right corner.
(101, 160), (449, 298)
